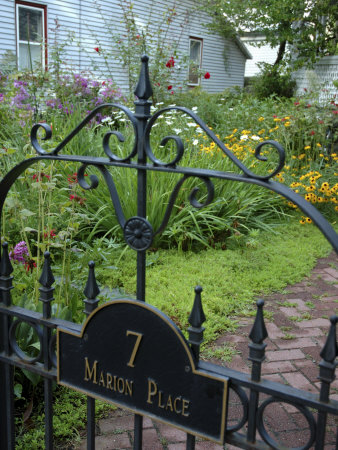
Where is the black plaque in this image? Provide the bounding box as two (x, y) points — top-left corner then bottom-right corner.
(57, 299), (228, 443)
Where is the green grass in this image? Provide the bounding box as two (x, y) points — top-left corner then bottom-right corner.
(99, 218), (333, 345)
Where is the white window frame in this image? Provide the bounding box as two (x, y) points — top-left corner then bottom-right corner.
(188, 37), (203, 86)
(16, 2), (46, 71)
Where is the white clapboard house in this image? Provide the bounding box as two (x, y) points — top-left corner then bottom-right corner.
(0, 0), (252, 93)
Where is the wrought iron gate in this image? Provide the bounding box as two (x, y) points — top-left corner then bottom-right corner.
(0, 56), (337, 450)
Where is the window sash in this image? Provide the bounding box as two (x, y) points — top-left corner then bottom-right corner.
(16, 3), (45, 70)
(188, 39), (202, 86)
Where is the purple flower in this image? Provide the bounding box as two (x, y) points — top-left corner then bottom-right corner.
(9, 241), (29, 264)
(0, 93), (4, 102)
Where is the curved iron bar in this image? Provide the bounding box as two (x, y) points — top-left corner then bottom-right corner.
(77, 164), (127, 229)
(0, 154), (337, 253)
(144, 106), (285, 180)
(154, 175), (214, 236)
(256, 397), (316, 450)
(226, 384), (249, 433)
(9, 319), (43, 364)
(31, 103), (138, 160)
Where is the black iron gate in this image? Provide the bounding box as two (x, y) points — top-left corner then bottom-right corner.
(0, 56), (337, 450)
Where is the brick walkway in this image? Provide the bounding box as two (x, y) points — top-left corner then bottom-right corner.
(77, 253), (338, 449)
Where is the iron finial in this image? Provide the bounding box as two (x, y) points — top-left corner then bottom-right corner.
(39, 251), (55, 288)
(84, 261), (100, 300)
(188, 285), (206, 328)
(249, 299), (268, 344)
(134, 55), (153, 101)
(0, 242), (13, 277)
(320, 315), (338, 363)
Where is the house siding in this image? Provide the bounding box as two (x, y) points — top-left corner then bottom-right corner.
(0, 0), (249, 93)
(241, 36), (278, 77)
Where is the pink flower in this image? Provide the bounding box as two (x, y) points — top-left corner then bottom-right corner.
(94, 47), (100, 53)
(333, 110), (338, 115)
(294, 102), (300, 106)
(204, 72), (210, 79)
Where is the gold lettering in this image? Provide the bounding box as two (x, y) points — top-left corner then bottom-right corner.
(117, 377), (125, 393)
(174, 396), (182, 414)
(158, 391), (165, 409)
(84, 358), (98, 384)
(125, 379), (133, 396)
(99, 371), (105, 387)
(113, 375), (117, 391)
(182, 399), (190, 417)
(166, 394), (173, 412)
(106, 373), (113, 390)
(147, 379), (157, 404)
(126, 331), (143, 367)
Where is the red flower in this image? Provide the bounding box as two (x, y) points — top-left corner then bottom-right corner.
(44, 229), (56, 239)
(309, 130), (315, 135)
(204, 72), (210, 79)
(32, 172), (50, 182)
(294, 102), (300, 106)
(304, 88), (307, 92)
(24, 259), (37, 273)
(94, 47), (100, 53)
(333, 110), (338, 115)
(307, 104), (311, 108)
(166, 57), (175, 68)
(167, 85), (173, 90)
(318, 120), (324, 124)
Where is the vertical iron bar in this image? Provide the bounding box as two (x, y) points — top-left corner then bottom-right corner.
(0, 242), (15, 449)
(247, 300), (267, 444)
(39, 251), (55, 450)
(315, 316), (337, 449)
(83, 261), (100, 450)
(187, 286), (206, 450)
(133, 54), (153, 450)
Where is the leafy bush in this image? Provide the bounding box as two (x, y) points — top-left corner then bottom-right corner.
(249, 63), (296, 99)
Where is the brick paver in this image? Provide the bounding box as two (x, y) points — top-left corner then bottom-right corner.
(76, 253), (338, 449)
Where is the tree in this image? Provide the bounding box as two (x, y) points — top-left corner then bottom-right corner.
(203, 0), (338, 69)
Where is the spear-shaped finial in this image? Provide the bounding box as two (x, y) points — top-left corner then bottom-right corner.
(39, 251), (55, 288)
(320, 315), (338, 364)
(188, 286), (206, 361)
(0, 242), (14, 306)
(188, 285), (206, 328)
(83, 261), (100, 316)
(0, 242), (13, 277)
(39, 252), (55, 319)
(134, 55), (153, 101)
(248, 299), (268, 382)
(249, 299), (268, 344)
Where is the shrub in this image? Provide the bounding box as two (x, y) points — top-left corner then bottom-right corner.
(249, 63), (296, 99)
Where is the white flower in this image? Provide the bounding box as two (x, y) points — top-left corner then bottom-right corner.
(101, 117), (111, 123)
(193, 139), (199, 146)
(240, 135), (248, 141)
(251, 135), (260, 141)
(191, 106), (198, 112)
(187, 122), (196, 127)
(196, 127), (203, 133)
(174, 128), (182, 134)
(166, 120), (173, 125)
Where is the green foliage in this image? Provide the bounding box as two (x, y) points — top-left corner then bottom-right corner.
(249, 63), (296, 99)
(202, 0), (338, 68)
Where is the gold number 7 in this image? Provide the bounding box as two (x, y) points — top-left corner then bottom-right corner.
(126, 330), (143, 367)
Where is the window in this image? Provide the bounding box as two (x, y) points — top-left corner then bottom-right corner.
(16, 2), (46, 70)
(188, 38), (202, 85)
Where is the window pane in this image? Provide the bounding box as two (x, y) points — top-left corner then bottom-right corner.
(19, 7), (43, 43)
(189, 40), (201, 84)
(190, 41), (201, 64)
(19, 43), (42, 70)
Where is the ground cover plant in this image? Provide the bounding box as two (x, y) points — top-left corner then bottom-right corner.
(0, 51), (337, 447)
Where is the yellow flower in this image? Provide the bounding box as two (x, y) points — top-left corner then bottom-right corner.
(274, 118), (281, 122)
(284, 116), (290, 120)
(316, 143), (322, 147)
(284, 122), (291, 127)
(304, 146), (311, 150)
(258, 117), (265, 122)
(305, 217), (312, 224)
(299, 218), (306, 225)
